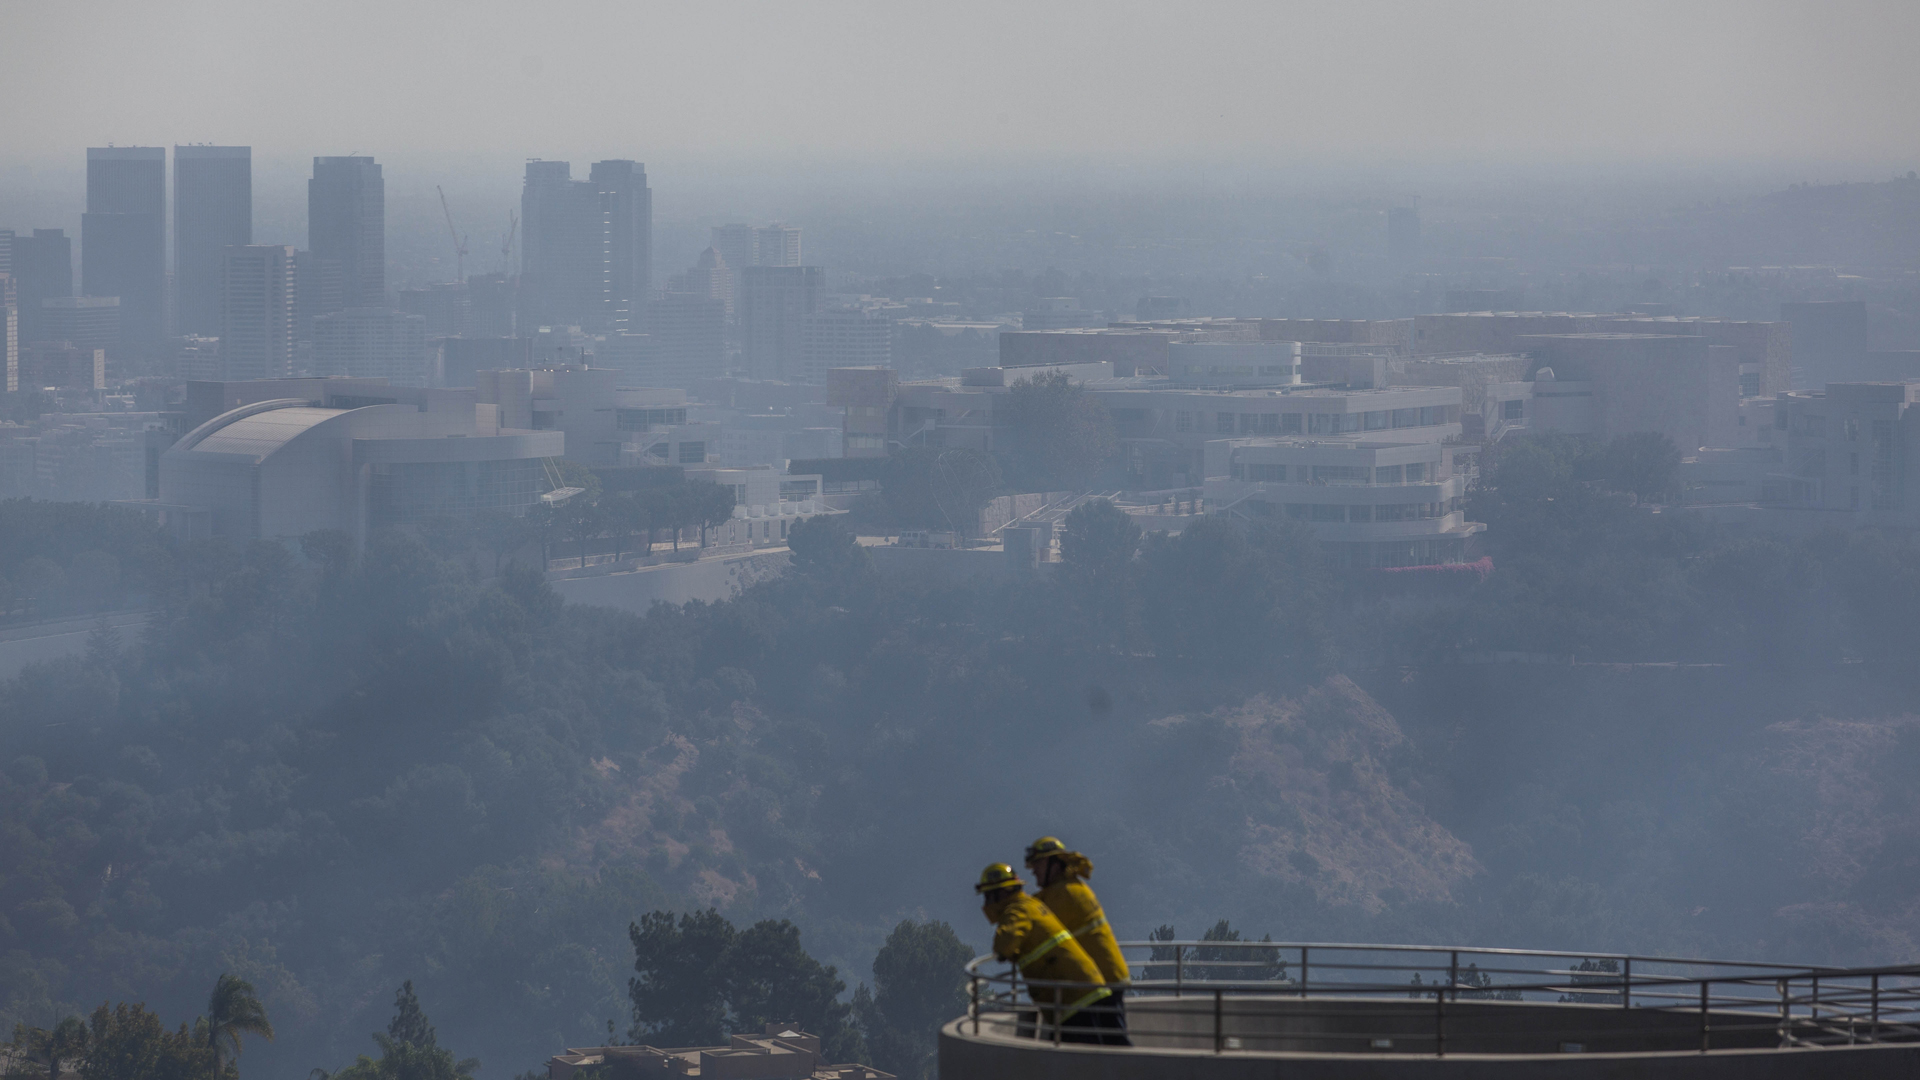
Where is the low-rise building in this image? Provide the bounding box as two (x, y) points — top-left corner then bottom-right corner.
(685, 464), (829, 547)
(152, 382), (562, 543)
(548, 1024), (888, 1080)
(1204, 436), (1483, 568)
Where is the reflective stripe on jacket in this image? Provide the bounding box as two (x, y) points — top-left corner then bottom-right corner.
(983, 890), (1110, 1017)
(1037, 878), (1131, 987)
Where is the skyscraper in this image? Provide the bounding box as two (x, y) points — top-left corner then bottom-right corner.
(711, 223), (802, 271)
(517, 159), (651, 333)
(83, 146), (166, 354)
(5, 229), (73, 344)
(312, 307), (428, 385)
(174, 146), (251, 337)
(0, 272), (16, 393)
(308, 156), (385, 308)
(740, 265), (824, 381)
(219, 245), (296, 381)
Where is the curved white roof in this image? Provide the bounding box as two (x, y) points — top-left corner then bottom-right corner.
(186, 407), (348, 461)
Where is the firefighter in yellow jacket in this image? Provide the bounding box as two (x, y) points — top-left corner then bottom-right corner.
(1026, 836), (1131, 1044)
(976, 862), (1112, 1042)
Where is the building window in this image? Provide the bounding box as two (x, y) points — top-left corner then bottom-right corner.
(1310, 504), (1346, 521)
(1175, 411), (1192, 433)
(1259, 413), (1280, 433)
(1216, 412), (1235, 434)
(1245, 463), (1285, 482)
(780, 479), (818, 501)
(1845, 419), (1861, 441)
(1280, 413), (1302, 433)
(1741, 372), (1762, 397)
(1312, 465), (1370, 484)
(1347, 504), (1373, 522)
(616, 407), (688, 431)
(1239, 413), (1257, 434)
(1502, 399), (1524, 420)
(679, 441), (706, 464)
(1284, 503), (1309, 519)
(730, 484), (748, 505)
(532, 411), (558, 430)
(1392, 407), (1420, 428)
(1364, 410), (1390, 430)
(1405, 462), (1427, 482)
(1375, 464), (1403, 484)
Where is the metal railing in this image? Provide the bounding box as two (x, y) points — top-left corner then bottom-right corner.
(962, 940), (1920, 1055)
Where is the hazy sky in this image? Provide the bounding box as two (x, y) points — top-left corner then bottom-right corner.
(7, 0), (1918, 167)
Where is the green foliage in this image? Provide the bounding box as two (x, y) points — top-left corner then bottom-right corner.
(323, 986), (476, 1080)
(1138, 516), (1330, 677)
(853, 921), (972, 1080)
(628, 910), (861, 1062)
(80, 1003), (224, 1080)
(787, 517), (871, 581)
(1058, 498), (1140, 585)
(205, 974), (274, 1071)
(880, 448), (1001, 534)
(999, 373), (1117, 491)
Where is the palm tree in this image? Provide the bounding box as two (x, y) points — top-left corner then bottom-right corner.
(205, 973), (275, 1079)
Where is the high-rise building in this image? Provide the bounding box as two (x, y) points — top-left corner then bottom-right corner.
(800, 309), (891, 383)
(0, 273), (16, 393)
(5, 229), (73, 344)
(710, 223), (801, 272)
(740, 266), (824, 381)
(308, 156), (385, 308)
(219, 245), (296, 381)
(517, 159), (651, 333)
(41, 296), (121, 358)
(684, 247), (734, 313)
(397, 281), (470, 337)
(311, 307), (427, 385)
(465, 273), (516, 337)
(19, 341), (104, 391)
(644, 293), (727, 387)
(174, 146), (251, 337)
(294, 249), (343, 339)
(83, 146), (166, 354)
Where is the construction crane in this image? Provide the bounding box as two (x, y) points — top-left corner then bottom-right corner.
(436, 185), (469, 282)
(500, 210), (519, 274)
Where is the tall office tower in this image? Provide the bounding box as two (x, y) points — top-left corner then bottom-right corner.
(755, 224), (801, 266)
(174, 146), (251, 337)
(645, 293), (727, 386)
(590, 159), (650, 333)
(740, 265), (824, 381)
(710, 224), (757, 278)
(219, 245), (296, 381)
(711, 223), (802, 272)
(308, 156), (385, 308)
(0, 273), (16, 393)
(311, 307), (428, 386)
(6, 229), (72, 343)
(41, 296), (121, 358)
(518, 159), (651, 333)
(83, 146), (166, 355)
(465, 273), (516, 336)
(685, 247), (734, 313)
(294, 249), (344, 338)
(800, 308), (892, 383)
(397, 281), (470, 337)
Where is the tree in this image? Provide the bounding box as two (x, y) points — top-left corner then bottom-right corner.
(687, 482), (738, 547)
(11, 1016), (88, 1080)
(1058, 498), (1140, 585)
(628, 909), (736, 1047)
(1000, 372), (1117, 491)
(204, 973), (274, 1080)
(559, 499), (604, 568)
(725, 920), (864, 1064)
(1138, 516), (1330, 677)
(881, 447), (1001, 535)
(470, 511), (534, 575)
(81, 1003), (220, 1080)
(787, 516), (871, 580)
(1600, 431), (1683, 503)
(853, 920), (972, 1080)
(600, 494), (646, 562)
(321, 983), (476, 1080)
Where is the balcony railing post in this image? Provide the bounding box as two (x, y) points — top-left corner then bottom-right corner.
(1175, 946), (1184, 998)
(1449, 951), (1459, 1002)
(1623, 958), (1632, 1010)
(1872, 973), (1881, 1040)
(1300, 946), (1308, 999)
(1214, 989), (1224, 1053)
(1810, 976), (1819, 1026)
(1435, 982), (1447, 1057)
(1778, 978), (1790, 1047)
(971, 975), (980, 1036)
(1699, 980), (1709, 1053)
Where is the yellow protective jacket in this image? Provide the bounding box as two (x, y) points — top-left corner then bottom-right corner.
(1037, 873), (1130, 988)
(983, 890), (1110, 1019)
